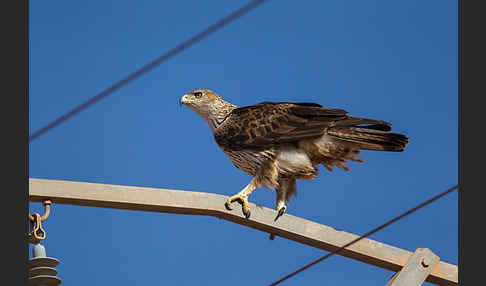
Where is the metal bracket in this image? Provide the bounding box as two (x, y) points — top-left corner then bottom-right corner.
(29, 200), (52, 244)
(386, 248), (440, 286)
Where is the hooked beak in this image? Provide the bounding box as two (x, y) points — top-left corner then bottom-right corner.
(179, 94), (194, 106)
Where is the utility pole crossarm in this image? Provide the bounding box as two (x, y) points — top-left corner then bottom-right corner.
(386, 248), (441, 286)
(29, 178), (457, 286)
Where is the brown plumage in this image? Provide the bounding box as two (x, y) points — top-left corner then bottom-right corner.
(180, 89), (408, 220)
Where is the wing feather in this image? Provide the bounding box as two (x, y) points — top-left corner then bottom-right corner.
(214, 102), (349, 150)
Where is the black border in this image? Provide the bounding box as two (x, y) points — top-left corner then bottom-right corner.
(459, 0), (481, 284)
(4, 0), (29, 284)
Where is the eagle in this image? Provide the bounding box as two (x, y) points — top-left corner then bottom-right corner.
(180, 89), (408, 221)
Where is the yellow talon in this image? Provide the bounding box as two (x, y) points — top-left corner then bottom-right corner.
(225, 194), (251, 219)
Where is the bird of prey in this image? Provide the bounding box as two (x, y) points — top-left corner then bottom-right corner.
(180, 89), (408, 221)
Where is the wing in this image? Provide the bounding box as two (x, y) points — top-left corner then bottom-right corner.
(214, 102), (394, 151)
(214, 102), (350, 151)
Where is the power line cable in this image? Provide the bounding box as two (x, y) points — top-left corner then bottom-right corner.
(29, 0), (269, 142)
(269, 184), (459, 286)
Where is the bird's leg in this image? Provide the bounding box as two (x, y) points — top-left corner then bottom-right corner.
(225, 178), (260, 219)
(274, 187), (287, 221)
(268, 188), (287, 240)
(274, 178), (295, 221)
(269, 191), (287, 239)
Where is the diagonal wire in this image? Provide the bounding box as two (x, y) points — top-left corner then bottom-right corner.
(269, 184), (459, 286)
(29, 0), (269, 142)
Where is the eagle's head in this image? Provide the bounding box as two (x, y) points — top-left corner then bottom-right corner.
(180, 88), (237, 130)
(180, 88), (221, 108)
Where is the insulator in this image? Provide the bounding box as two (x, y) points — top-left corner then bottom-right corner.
(28, 244), (62, 286)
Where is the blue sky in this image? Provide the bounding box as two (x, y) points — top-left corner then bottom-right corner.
(29, 1), (457, 285)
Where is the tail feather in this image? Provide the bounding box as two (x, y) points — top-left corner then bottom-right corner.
(328, 126), (409, 152)
(331, 116), (392, 131)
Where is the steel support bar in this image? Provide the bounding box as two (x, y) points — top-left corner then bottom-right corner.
(386, 248), (440, 286)
(29, 178), (458, 286)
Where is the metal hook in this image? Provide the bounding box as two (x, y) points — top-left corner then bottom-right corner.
(29, 213), (46, 244)
(40, 200), (52, 221)
(28, 200), (52, 244)
(29, 199), (52, 222)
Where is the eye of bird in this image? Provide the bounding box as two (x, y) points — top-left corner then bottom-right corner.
(194, 92), (203, 98)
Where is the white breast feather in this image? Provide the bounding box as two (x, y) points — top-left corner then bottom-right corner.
(277, 146), (315, 176)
